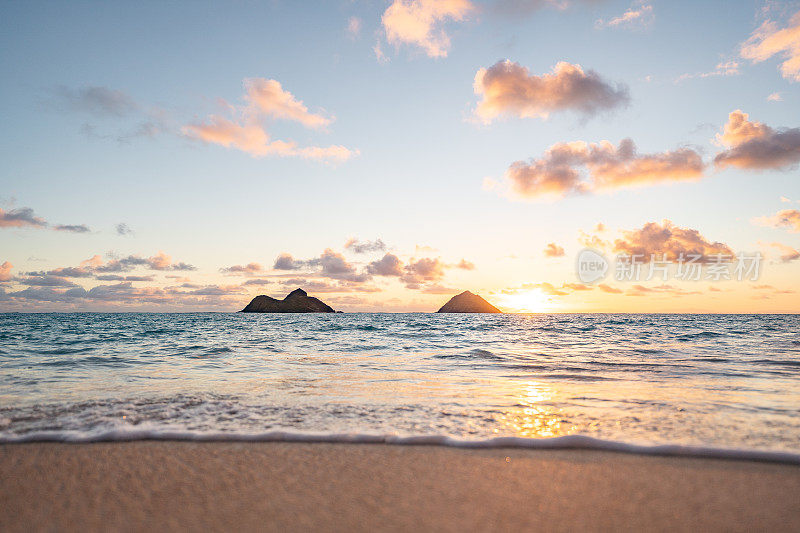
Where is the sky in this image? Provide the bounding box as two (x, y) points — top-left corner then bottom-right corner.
(1, 0), (799, 313)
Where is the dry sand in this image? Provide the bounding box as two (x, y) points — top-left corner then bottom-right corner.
(2, 441), (799, 532)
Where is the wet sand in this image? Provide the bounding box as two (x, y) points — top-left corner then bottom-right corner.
(2, 441), (799, 532)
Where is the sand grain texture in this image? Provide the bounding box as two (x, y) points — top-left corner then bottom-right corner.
(2, 441), (799, 532)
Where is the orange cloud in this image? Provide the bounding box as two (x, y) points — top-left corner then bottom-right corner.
(614, 220), (734, 262)
(382, 0), (474, 58)
(754, 209), (800, 233)
(183, 79), (356, 162)
(0, 261), (12, 282)
(543, 243), (565, 257)
(740, 10), (800, 81)
(767, 242), (800, 262)
(243, 78), (331, 129)
(714, 110), (800, 170)
(501, 138), (704, 200)
(473, 60), (629, 122)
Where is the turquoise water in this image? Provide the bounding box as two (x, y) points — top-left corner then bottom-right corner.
(1, 313), (799, 455)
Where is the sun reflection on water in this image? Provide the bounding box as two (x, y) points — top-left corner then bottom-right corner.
(493, 381), (578, 438)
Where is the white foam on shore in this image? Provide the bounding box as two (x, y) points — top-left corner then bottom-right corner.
(3, 429), (800, 464)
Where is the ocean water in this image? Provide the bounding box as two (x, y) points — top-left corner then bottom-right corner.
(1, 313), (800, 459)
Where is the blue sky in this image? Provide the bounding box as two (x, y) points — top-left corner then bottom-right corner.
(1, 0), (799, 312)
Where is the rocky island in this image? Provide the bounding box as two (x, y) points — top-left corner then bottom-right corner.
(436, 291), (501, 313)
(241, 288), (335, 313)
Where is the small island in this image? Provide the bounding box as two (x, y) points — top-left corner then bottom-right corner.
(436, 291), (501, 313)
(241, 288), (336, 313)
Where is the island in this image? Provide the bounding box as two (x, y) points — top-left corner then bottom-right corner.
(240, 288), (336, 313)
(436, 291), (502, 313)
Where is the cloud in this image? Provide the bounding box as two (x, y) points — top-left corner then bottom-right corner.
(598, 283), (622, 294)
(501, 138), (704, 200)
(613, 220), (734, 262)
(54, 224), (91, 233)
(367, 253), (405, 276)
(676, 60), (740, 82)
(182, 79), (356, 162)
(473, 60), (630, 123)
(713, 110), (800, 170)
(0, 207), (48, 228)
(91, 252), (196, 273)
(220, 263), (265, 275)
(767, 242), (800, 262)
(0, 262), (12, 282)
(753, 209), (800, 233)
(116, 223), (134, 236)
(543, 243), (565, 257)
(94, 274), (155, 282)
(243, 78), (331, 129)
(273, 253), (308, 271)
(318, 249), (371, 282)
(50, 86), (137, 117)
(344, 238), (387, 254)
(401, 257), (446, 287)
(347, 16), (362, 39)
(596, 2), (654, 30)
(46, 266), (94, 278)
(381, 0), (474, 58)
(740, 10), (800, 82)
(767, 92), (782, 102)
(455, 259), (475, 270)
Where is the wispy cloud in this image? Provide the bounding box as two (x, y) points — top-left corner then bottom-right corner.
(473, 60), (630, 123)
(596, 2), (654, 30)
(753, 209), (800, 233)
(676, 60), (740, 82)
(182, 78), (356, 162)
(740, 9), (800, 82)
(0, 207), (47, 229)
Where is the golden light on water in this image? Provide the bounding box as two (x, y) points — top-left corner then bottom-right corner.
(493, 381), (577, 438)
(497, 289), (559, 313)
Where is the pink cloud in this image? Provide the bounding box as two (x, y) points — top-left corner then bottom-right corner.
(382, 0), (474, 58)
(182, 79), (356, 162)
(0, 261), (12, 282)
(502, 138), (704, 200)
(473, 60), (629, 122)
(753, 209), (800, 233)
(614, 220), (734, 262)
(740, 10), (800, 82)
(714, 110), (800, 170)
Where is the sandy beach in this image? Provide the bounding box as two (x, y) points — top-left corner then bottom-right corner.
(2, 442), (799, 532)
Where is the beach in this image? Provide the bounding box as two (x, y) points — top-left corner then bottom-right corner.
(2, 442), (799, 532)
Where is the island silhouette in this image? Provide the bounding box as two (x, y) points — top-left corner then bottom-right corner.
(241, 289), (501, 313)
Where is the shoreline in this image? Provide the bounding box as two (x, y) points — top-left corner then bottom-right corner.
(2, 441), (799, 532)
(2, 432), (800, 465)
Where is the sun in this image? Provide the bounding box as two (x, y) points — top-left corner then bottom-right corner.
(498, 289), (554, 313)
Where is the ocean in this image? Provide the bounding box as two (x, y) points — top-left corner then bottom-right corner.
(1, 313), (799, 460)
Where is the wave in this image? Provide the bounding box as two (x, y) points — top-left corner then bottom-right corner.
(2, 429), (798, 464)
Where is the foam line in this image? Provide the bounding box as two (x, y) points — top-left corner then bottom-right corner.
(2, 429), (800, 464)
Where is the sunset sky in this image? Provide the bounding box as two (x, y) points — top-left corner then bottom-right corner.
(1, 0), (799, 312)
